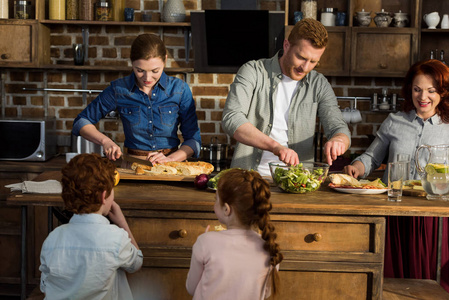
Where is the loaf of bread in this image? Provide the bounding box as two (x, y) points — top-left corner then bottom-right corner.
(132, 161), (214, 176)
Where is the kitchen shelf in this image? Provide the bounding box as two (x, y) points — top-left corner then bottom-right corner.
(421, 28), (449, 33)
(0, 65), (194, 73)
(40, 20), (191, 27)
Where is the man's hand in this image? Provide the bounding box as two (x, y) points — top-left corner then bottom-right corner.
(323, 133), (350, 166)
(273, 145), (300, 166)
(323, 140), (346, 166)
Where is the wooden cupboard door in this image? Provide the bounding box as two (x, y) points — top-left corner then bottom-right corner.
(351, 28), (418, 77)
(314, 27), (351, 76)
(285, 26), (351, 76)
(0, 24), (32, 63)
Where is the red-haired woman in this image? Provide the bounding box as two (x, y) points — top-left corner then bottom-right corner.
(344, 59), (449, 291)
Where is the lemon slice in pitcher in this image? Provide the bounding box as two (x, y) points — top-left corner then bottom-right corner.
(427, 163), (449, 173)
(425, 164), (437, 175)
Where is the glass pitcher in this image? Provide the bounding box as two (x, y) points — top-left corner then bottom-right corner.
(415, 144), (449, 200)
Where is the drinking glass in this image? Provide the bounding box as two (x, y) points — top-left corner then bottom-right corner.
(388, 161), (408, 202)
(396, 153), (411, 181)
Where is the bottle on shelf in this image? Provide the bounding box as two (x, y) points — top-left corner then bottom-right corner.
(0, 0), (8, 19)
(440, 50), (446, 65)
(430, 50), (435, 59)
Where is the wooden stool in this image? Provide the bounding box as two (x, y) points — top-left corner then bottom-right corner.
(383, 278), (449, 299)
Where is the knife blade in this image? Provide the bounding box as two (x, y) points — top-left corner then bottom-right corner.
(121, 153), (153, 167)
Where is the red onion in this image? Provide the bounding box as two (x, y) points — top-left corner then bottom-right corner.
(194, 174), (210, 189)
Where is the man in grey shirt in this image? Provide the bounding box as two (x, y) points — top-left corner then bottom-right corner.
(222, 18), (351, 176)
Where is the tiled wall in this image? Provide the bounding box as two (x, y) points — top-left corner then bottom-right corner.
(0, 0), (404, 159)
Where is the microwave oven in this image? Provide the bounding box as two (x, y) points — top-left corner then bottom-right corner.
(0, 117), (57, 161)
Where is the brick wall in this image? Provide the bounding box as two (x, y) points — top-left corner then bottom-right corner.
(0, 0), (403, 159)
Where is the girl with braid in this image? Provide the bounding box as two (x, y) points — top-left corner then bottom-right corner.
(186, 169), (283, 299)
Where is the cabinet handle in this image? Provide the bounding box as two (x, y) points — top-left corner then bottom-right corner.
(178, 229), (187, 238)
(378, 63), (388, 69)
(1, 54), (10, 60)
(313, 233), (322, 242)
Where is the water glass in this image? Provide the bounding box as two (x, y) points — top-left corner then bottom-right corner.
(396, 153), (411, 180)
(388, 161), (408, 202)
(73, 43), (84, 65)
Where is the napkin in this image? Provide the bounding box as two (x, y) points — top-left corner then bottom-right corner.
(5, 180), (62, 194)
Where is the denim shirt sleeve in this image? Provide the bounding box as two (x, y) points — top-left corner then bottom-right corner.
(72, 85), (117, 136)
(177, 81), (202, 157)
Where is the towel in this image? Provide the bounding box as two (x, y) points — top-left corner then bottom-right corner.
(5, 180), (62, 194)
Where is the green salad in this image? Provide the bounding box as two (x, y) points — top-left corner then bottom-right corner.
(207, 168), (241, 190)
(273, 163), (325, 193)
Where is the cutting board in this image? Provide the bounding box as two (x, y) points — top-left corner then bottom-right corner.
(402, 188), (427, 197)
(117, 168), (196, 182)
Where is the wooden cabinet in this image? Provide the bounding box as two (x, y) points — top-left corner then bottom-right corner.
(123, 208), (385, 299)
(0, 21), (50, 67)
(285, 0), (420, 77)
(0, 0), (50, 67)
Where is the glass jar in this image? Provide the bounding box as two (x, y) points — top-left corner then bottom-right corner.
(95, 1), (111, 21)
(66, 0), (78, 20)
(14, 0), (31, 19)
(79, 0), (93, 20)
(301, 0), (317, 20)
(0, 0), (8, 19)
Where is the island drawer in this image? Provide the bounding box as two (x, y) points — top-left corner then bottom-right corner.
(126, 211), (220, 248)
(272, 215), (385, 262)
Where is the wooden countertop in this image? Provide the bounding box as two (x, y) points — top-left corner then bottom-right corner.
(6, 171), (449, 217)
(0, 155), (66, 173)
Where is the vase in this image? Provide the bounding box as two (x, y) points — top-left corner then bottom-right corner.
(162, 0), (185, 22)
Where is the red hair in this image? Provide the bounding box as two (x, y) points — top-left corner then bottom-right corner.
(61, 153), (116, 214)
(402, 59), (449, 123)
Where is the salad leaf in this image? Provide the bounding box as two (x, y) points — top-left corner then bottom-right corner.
(273, 163), (325, 193)
(207, 168), (241, 190)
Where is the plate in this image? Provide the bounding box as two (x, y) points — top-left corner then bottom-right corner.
(331, 187), (388, 194)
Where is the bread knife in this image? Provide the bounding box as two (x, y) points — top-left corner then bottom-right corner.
(121, 153), (154, 167)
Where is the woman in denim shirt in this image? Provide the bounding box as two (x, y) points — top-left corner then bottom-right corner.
(72, 34), (201, 163)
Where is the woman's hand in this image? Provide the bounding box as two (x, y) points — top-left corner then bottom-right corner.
(103, 141), (122, 161)
(343, 161), (365, 179)
(147, 152), (173, 164)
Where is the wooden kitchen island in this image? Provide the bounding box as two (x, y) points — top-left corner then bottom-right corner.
(6, 171), (449, 300)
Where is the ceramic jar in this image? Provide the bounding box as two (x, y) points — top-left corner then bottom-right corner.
(393, 10), (409, 27)
(442, 14), (449, 29)
(162, 0), (185, 22)
(355, 9), (371, 27)
(423, 12), (440, 29)
(374, 9), (392, 27)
